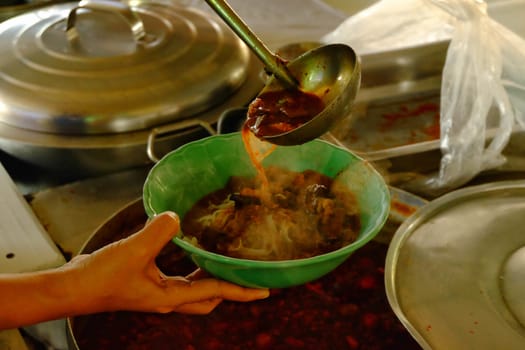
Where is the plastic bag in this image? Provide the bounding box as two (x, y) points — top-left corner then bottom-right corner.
(322, 0), (525, 192)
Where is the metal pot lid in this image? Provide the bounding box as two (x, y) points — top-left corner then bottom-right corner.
(385, 180), (525, 349)
(0, 0), (250, 134)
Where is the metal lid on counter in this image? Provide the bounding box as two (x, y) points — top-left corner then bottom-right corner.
(0, 0), (250, 134)
(385, 180), (525, 349)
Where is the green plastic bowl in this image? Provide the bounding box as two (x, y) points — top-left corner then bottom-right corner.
(143, 133), (390, 288)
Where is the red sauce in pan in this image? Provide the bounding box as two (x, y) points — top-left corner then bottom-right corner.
(379, 102), (440, 140)
(73, 238), (421, 350)
(246, 89), (325, 138)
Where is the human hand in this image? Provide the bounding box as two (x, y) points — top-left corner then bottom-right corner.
(63, 212), (269, 316)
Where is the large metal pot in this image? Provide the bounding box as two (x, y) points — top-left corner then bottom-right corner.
(0, 0), (263, 176)
(65, 187), (427, 349)
(65, 197), (191, 350)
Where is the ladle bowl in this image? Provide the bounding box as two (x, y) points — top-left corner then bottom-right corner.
(260, 43), (361, 145)
(204, 0), (361, 145)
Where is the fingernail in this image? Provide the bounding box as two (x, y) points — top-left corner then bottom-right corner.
(256, 289), (270, 298)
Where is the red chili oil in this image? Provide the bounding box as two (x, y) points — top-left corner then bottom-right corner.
(246, 89), (324, 138)
(73, 239), (422, 350)
(379, 102), (440, 139)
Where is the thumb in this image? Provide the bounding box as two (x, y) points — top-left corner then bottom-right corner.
(126, 211), (180, 256)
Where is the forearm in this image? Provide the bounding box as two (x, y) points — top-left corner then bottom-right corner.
(0, 268), (83, 330)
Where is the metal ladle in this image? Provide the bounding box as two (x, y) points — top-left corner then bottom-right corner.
(205, 0), (361, 146)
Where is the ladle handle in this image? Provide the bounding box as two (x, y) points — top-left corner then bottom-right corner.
(204, 0), (298, 88)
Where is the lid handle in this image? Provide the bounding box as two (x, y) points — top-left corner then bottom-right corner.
(66, 0), (150, 46)
(147, 120), (217, 163)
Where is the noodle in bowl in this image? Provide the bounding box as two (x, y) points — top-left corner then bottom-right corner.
(143, 132), (390, 288)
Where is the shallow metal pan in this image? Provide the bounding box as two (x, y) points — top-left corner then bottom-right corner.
(325, 40), (525, 181)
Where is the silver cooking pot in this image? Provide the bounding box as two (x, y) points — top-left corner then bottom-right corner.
(65, 186), (428, 349)
(0, 0), (262, 176)
(66, 198), (149, 350)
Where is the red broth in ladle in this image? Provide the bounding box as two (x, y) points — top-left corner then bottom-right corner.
(246, 89), (325, 138)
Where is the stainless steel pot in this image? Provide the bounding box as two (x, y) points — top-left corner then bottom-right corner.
(66, 198), (188, 350)
(0, 0), (263, 176)
(65, 186), (427, 349)
(64, 198), (165, 350)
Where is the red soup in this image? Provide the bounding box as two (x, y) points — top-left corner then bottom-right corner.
(72, 233), (421, 350)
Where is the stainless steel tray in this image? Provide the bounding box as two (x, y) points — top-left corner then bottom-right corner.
(327, 40), (447, 164)
(324, 40), (525, 195)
